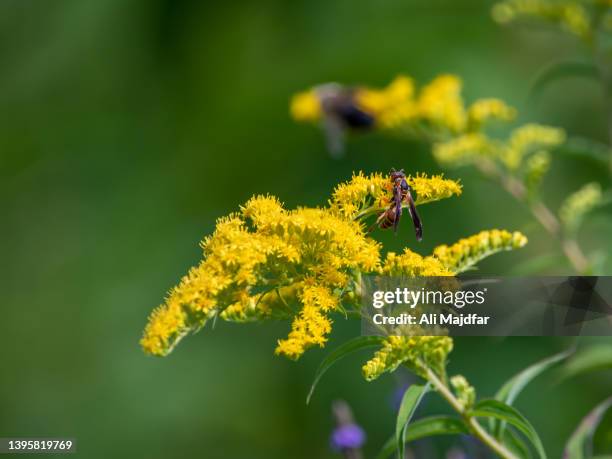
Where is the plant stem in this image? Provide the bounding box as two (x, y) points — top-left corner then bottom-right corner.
(424, 366), (519, 459)
(476, 159), (590, 274)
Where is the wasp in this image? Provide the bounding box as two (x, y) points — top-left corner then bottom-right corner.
(314, 84), (375, 157)
(372, 168), (423, 241)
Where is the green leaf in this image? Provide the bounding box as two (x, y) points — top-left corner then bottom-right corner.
(559, 137), (612, 165)
(504, 427), (532, 459)
(396, 383), (430, 459)
(376, 416), (468, 459)
(306, 336), (385, 404)
(564, 397), (612, 459)
(493, 348), (574, 438)
(529, 60), (599, 100)
(558, 345), (612, 382)
(472, 399), (547, 459)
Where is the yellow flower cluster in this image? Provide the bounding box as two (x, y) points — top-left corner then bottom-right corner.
(433, 229), (528, 273)
(492, 0), (592, 40)
(361, 228), (527, 381)
(362, 335), (453, 381)
(329, 171), (463, 219)
(275, 283), (338, 359)
(433, 133), (495, 166)
(559, 182), (603, 233)
(416, 75), (467, 133)
(467, 98), (517, 128)
(290, 75), (516, 139)
(290, 89), (322, 122)
(500, 124), (566, 170)
(524, 150), (552, 196)
(382, 249), (453, 277)
(356, 76), (415, 118)
(142, 171), (529, 386)
(433, 123), (565, 170)
(355, 74), (470, 133)
(141, 195), (380, 358)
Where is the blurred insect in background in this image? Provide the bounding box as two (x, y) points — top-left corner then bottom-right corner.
(293, 83), (375, 157)
(371, 168), (423, 241)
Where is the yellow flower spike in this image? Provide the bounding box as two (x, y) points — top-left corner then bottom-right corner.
(408, 173), (463, 205)
(433, 229), (528, 274)
(418, 74), (467, 133)
(142, 190), (382, 358)
(467, 98), (516, 128)
(524, 150), (551, 196)
(559, 182), (603, 234)
(501, 124), (565, 170)
(329, 172), (390, 218)
(275, 284), (338, 360)
(329, 172), (462, 220)
(140, 300), (188, 356)
(382, 249), (453, 277)
(492, 0), (591, 41)
(362, 335), (453, 381)
(433, 133), (496, 167)
(355, 75), (416, 117)
(290, 89), (322, 122)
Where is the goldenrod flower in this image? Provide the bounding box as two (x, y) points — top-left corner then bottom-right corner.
(559, 182), (603, 234)
(524, 150), (551, 196)
(275, 282), (337, 359)
(382, 249), (453, 277)
(142, 172), (528, 389)
(468, 98), (516, 128)
(362, 335), (453, 381)
(433, 229), (528, 273)
(290, 89), (322, 122)
(409, 173), (463, 204)
(418, 75), (467, 133)
(433, 133), (495, 166)
(355, 75), (415, 118)
(492, 0), (592, 40)
(501, 124), (565, 170)
(141, 194), (380, 357)
(362, 229), (526, 381)
(329, 171), (463, 219)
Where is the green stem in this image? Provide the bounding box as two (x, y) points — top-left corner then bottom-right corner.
(475, 159), (590, 274)
(424, 366), (519, 459)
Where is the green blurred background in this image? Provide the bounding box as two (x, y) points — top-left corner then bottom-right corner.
(1, 1), (611, 458)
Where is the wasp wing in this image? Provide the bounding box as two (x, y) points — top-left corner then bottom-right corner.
(393, 185), (403, 233)
(322, 115), (346, 159)
(406, 190), (423, 241)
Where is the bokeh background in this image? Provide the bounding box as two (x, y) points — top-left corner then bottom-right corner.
(1, 1), (611, 458)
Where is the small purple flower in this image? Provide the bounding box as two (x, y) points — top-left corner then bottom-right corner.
(330, 423), (366, 452)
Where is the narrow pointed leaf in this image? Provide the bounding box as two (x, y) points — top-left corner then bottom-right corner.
(396, 383), (430, 459)
(493, 348), (574, 437)
(564, 397), (612, 459)
(472, 399), (547, 459)
(529, 60), (599, 100)
(306, 336), (385, 404)
(504, 427), (532, 459)
(558, 345), (612, 382)
(376, 416), (468, 459)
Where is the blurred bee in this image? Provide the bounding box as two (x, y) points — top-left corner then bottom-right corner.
(315, 84), (375, 157)
(371, 168), (423, 241)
